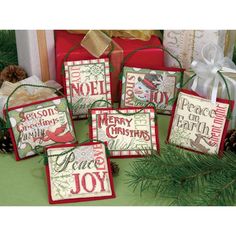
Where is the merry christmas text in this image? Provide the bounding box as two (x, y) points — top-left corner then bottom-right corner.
(97, 112), (151, 141)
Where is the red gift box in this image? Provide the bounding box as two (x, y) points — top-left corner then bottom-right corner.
(55, 30), (164, 102)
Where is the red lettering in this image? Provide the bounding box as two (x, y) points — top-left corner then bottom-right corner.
(90, 81), (99, 96)
(125, 79), (135, 106)
(97, 113), (108, 128)
(71, 71), (80, 78)
(70, 171), (107, 194)
(93, 144), (105, 170)
(151, 91), (169, 105)
(99, 80), (106, 95)
(82, 173), (96, 193)
(80, 83), (90, 96)
(70, 173), (81, 194)
(93, 172), (107, 192)
(106, 124), (118, 138)
(95, 157), (105, 170)
(71, 84), (80, 97)
(163, 92), (169, 105)
(71, 81), (107, 97)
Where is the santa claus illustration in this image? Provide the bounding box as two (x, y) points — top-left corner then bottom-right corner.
(133, 73), (163, 102)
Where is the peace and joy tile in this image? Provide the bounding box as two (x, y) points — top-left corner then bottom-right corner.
(46, 143), (115, 204)
(64, 58), (112, 118)
(167, 90), (232, 155)
(120, 66), (182, 114)
(7, 97), (76, 160)
(89, 107), (160, 157)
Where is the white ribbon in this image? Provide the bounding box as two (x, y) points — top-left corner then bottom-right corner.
(190, 43), (236, 128)
(191, 43), (236, 103)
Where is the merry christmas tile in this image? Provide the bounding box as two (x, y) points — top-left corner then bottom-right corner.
(167, 90), (233, 155)
(64, 58), (112, 118)
(120, 67), (182, 114)
(89, 107), (160, 157)
(6, 96), (76, 160)
(46, 142), (115, 204)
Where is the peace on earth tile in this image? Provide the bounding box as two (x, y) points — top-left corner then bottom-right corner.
(168, 91), (231, 155)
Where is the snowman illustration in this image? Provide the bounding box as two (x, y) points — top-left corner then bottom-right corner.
(133, 73), (163, 102)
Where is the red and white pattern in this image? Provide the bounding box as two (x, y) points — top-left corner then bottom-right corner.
(89, 107), (160, 158)
(64, 58), (112, 119)
(45, 142), (115, 204)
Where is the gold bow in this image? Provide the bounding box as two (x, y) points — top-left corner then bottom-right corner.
(67, 30), (162, 58)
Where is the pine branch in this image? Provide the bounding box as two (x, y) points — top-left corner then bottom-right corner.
(126, 145), (236, 206)
(233, 45), (236, 65)
(0, 30), (18, 71)
(197, 174), (236, 206)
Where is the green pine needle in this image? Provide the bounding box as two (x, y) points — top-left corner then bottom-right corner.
(126, 145), (236, 206)
(0, 30), (18, 71)
(233, 45), (236, 65)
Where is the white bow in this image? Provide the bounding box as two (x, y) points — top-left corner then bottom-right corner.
(191, 43), (236, 103)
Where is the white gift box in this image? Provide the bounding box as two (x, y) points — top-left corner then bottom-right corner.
(184, 43), (236, 130)
(163, 30), (236, 70)
(186, 69), (236, 130)
(15, 30), (56, 82)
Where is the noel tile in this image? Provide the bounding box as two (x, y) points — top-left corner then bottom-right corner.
(89, 107), (160, 157)
(64, 58), (112, 118)
(167, 90), (233, 155)
(45, 142), (115, 204)
(6, 96), (76, 161)
(120, 67), (182, 114)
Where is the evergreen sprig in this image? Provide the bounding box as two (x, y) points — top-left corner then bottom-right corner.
(233, 45), (236, 65)
(126, 145), (236, 206)
(0, 30), (18, 71)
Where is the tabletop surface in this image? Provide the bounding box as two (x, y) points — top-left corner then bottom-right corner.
(0, 115), (171, 206)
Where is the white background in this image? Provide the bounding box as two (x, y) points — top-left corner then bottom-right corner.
(0, 0), (235, 235)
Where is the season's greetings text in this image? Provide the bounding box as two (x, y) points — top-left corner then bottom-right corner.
(54, 144), (109, 194)
(17, 105), (61, 142)
(176, 96), (228, 147)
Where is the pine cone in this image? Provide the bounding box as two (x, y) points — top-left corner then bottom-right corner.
(0, 130), (14, 153)
(224, 129), (236, 153)
(110, 161), (120, 176)
(0, 65), (27, 88)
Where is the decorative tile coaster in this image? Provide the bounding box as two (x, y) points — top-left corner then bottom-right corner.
(167, 90), (233, 155)
(89, 107), (160, 158)
(64, 58), (112, 118)
(6, 96), (76, 161)
(120, 66), (182, 114)
(45, 142), (115, 204)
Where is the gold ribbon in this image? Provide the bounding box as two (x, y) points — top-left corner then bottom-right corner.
(67, 30), (161, 58)
(66, 30), (162, 101)
(224, 30), (236, 57)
